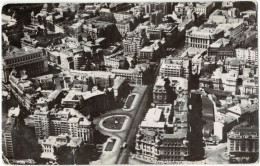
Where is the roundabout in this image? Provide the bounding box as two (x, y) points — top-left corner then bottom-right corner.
(99, 115), (130, 132)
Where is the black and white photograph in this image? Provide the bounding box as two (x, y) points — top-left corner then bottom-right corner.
(1, 1), (258, 165)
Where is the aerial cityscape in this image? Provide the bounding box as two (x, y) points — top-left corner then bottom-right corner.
(1, 2), (258, 165)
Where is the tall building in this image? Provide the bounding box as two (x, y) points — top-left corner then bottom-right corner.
(227, 125), (258, 162)
(34, 107), (51, 139)
(2, 107), (21, 159)
(2, 46), (49, 83)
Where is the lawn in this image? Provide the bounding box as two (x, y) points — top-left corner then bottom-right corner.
(124, 94), (136, 109)
(102, 116), (126, 130)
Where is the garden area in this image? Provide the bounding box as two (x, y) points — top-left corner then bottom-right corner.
(123, 94), (136, 109)
(102, 116), (126, 130)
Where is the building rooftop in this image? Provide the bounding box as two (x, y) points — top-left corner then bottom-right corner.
(4, 46), (42, 60)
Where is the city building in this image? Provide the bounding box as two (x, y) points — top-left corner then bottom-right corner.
(2, 46), (49, 83)
(104, 52), (126, 69)
(139, 39), (166, 61)
(34, 107), (51, 139)
(61, 87), (112, 117)
(236, 48), (258, 65)
(194, 2), (215, 18)
(113, 11), (133, 22)
(159, 56), (190, 78)
(116, 18), (136, 37)
(227, 125), (258, 162)
(123, 29), (149, 56)
(112, 77), (128, 98)
(185, 26), (224, 49)
(2, 107), (21, 159)
(9, 69), (37, 111)
(209, 8), (242, 24)
(153, 76), (188, 104)
(146, 23), (178, 48)
(99, 8), (115, 23)
(111, 63), (151, 85)
(144, 3), (173, 15)
(135, 102), (190, 163)
(40, 134), (83, 161)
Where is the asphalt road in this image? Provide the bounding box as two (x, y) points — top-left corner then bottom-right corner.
(116, 61), (160, 164)
(116, 85), (152, 164)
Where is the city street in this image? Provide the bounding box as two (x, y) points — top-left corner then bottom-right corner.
(92, 86), (149, 165)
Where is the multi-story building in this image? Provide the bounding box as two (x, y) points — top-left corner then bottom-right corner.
(116, 18), (135, 37)
(34, 107), (94, 142)
(114, 11), (133, 22)
(123, 29), (149, 56)
(61, 87), (113, 117)
(185, 26), (224, 49)
(139, 39), (166, 61)
(2, 124), (17, 159)
(209, 8), (242, 24)
(236, 48), (258, 65)
(99, 8), (115, 23)
(112, 77), (128, 98)
(2, 46), (48, 83)
(146, 23), (178, 48)
(194, 2), (215, 18)
(9, 69), (37, 111)
(104, 52), (126, 69)
(227, 125), (258, 162)
(242, 78), (258, 95)
(135, 100), (190, 163)
(2, 107), (21, 159)
(41, 134), (83, 161)
(159, 56), (190, 78)
(83, 20), (115, 42)
(208, 38), (234, 60)
(174, 2), (191, 16)
(144, 3), (173, 15)
(153, 76), (188, 104)
(224, 58), (246, 73)
(111, 63), (151, 85)
(34, 107), (51, 139)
